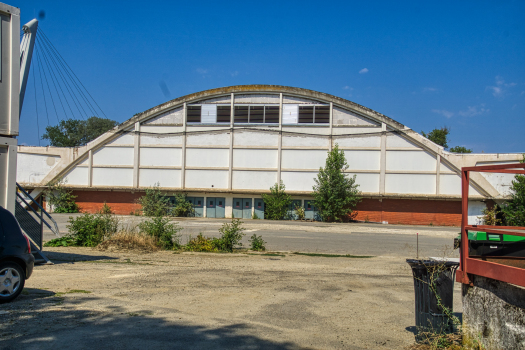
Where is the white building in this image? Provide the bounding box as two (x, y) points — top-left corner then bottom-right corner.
(17, 85), (523, 225)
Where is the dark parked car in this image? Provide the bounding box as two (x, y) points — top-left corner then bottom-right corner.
(0, 206), (35, 303)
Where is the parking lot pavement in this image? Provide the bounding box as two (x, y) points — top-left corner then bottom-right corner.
(2, 248), (463, 350)
(44, 214), (459, 258)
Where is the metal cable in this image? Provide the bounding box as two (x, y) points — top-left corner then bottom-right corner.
(36, 47), (60, 123)
(32, 56), (41, 146)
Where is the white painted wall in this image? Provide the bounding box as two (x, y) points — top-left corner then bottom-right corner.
(386, 151), (436, 171)
(186, 148), (229, 168)
(335, 135), (381, 148)
(185, 170), (228, 189)
(333, 107), (378, 126)
(234, 94), (279, 104)
(63, 167), (88, 186)
(144, 107), (184, 125)
(17, 153), (60, 183)
(468, 200), (486, 225)
(386, 174), (436, 194)
(281, 171), (317, 191)
(281, 150), (326, 170)
(344, 150), (380, 170)
(233, 149), (277, 169)
(348, 173), (380, 193)
(139, 148), (182, 167)
(139, 169), (181, 188)
(187, 132), (230, 146)
(282, 135), (327, 148)
(107, 133), (134, 145)
(386, 134), (420, 148)
(92, 168), (133, 187)
(141, 134), (183, 146)
(234, 131), (279, 147)
(93, 147), (134, 166)
(232, 171), (277, 190)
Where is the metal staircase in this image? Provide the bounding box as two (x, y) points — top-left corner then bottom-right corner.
(15, 183), (60, 264)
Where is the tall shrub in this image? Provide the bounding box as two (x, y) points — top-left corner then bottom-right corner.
(312, 144), (361, 222)
(262, 181), (292, 220)
(502, 155), (525, 226)
(45, 179), (79, 213)
(138, 184), (170, 217)
(67, 213), (119, 247)
(172, 193), (195, 217)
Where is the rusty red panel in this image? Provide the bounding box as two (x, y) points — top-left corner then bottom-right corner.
(465, 258), (525, 287)
(462, 163), (525, 172)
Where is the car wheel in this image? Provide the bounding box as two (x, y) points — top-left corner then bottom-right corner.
(0, 262), (26, 303)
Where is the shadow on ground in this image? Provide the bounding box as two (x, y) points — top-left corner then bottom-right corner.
(0, 293), (310, 350)
(41, 251), (118, 265)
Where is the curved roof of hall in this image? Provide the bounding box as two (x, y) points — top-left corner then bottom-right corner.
(128, 85), (407, 130)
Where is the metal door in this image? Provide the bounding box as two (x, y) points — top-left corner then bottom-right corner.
(206, 198), (216, 218)
(233, 198), (243, 219)
(254, 198), (264, 219)
(193, 197), (204, 217)
(215, 198), (225, 218)
(304, 200), (319, 221)
(242, 198), (252, 219)
(288, 200), (302, 220)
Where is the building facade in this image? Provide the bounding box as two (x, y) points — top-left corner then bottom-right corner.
(16, 85), (523, 225)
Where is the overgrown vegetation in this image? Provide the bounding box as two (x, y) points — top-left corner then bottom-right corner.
(312, 144), (361, 222)
(138, 216), (182, 249)
(45, 180), (79, 213)
(216, 219), (246, 252)
(501, 154), (525, 226)
(294, 205), (305, 221)
(45, 213), (119, 247)
(262, 181), (292, 220)
(138, 184), (171, 217)
(185, 233), (218, 252)
(98, 202), (113, 214)
(480, 205), (502, 226)
(249, 234), (266, 251)
(42, 116), (118, 147)
(171, 193), (194, 217)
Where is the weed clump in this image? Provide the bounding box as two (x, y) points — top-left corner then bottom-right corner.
(249, 234), (266, 251)
(185, 233), (218, 252)
(138, 216), (181, 249)
(215, 219), (245, 252)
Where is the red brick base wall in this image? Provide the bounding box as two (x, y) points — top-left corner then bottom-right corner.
(353, 198), (462, 226)
(71, 190), (462, 226)
(72, 191), (144, 215)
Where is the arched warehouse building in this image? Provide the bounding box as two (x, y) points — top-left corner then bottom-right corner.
(17, 85), (523, 225)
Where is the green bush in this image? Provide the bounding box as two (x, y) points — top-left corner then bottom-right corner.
(215, 219), (245, 252)
(45, 180), (79, 213)
(262, 181), (292, 220)
(502, 154), (525, 226)
(44, 235), (75, 247)
(98, 202), (113, 214)
(185, 233), (218, 252)
(171, 193), (195, 217)
(138, 184), (171, 217)
(139, 217), (181, 249)
(294, 205), (305, 220)
(249, 234), (266, 251)
(67, 213), (119, 247)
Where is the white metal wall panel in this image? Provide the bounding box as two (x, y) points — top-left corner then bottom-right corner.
(281, 150), (327, 170)
(468, 201), (486, 225)
(140, 134), (183, 146)
(283, 96), (323, 104)
(92, 168), (133, 187)
(186, 148), (229, 168)
(16, 153), (60, 184)
(201, 104), (217, 123)
(195, 96), (231, 104)
(440, 174), (461, 195)
(187, 132), (230, 146)
(347, 173), (380, 193)
(234, 131), (279, 147)
(282, 104), (298, 124)
(233, 94), (279, 104)
(63, 167), (89, 186)
(139, 169), (181, 188)
(93, 147), (134, 166)
(386, 151), (436, 171)
(343, 150), (381, 170)
(332, 107), (379, 126)
(385, 174), (436, 194)
(233, 149), (278, 169)
(282, 135), (327, 148)
(107, 133), (134, 145)
(335, 135), (381, 148)
(280, 171), (317, 191)
(143, 107), (184, 125)
(139, 148), (182, 167)
(232, 171), (277, 190)
(386, 134), (420, 148)
(185, 170), (228, 189)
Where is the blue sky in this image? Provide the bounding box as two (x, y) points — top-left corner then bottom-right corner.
(16, 0), (525, 153)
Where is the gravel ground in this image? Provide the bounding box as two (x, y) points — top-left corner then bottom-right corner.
(1, 246), (462, 350)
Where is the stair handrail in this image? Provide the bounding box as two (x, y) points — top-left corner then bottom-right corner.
(16, 183), (60, 236)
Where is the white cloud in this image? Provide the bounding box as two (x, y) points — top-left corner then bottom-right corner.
(342, 86), (354, 90)
(423, 87), (438, 92)
(487, 75), (516, 98)
(458, 105), (489, 117)
(359, 68), (369, 74)
(196, 68), (208, 74)
(230, 71), (239, 77)
(432, 109), (455, 119)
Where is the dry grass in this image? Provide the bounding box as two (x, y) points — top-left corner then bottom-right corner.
(407, 333), (464, 350)
(97, 231), (160, 252)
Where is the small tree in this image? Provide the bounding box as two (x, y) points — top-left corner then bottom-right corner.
(262, 181), (292, 220)
(312, 144), (361, 222)
(422, 127), (450, 149)
(501, 155), (525, 226)
(138, 184), (170, 217)
(171, 193), (194, 217)
(449, 146), (473, 154)
(45, 179), (79, 213)
(42, 116), (118, 147)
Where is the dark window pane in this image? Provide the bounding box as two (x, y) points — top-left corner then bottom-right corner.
(219, 201), (223, 206)
(250, 106), (264, 123)
(314, 106), (329, 124)
(217, 106), (231, 123)
(299, 106), (314, 123)
(234, 106), (249, 123)
(236, 202), (240, 206)
(197, 200), (201, 205)
(264, 106), (279, 123)
(187, 106), (201, 123)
